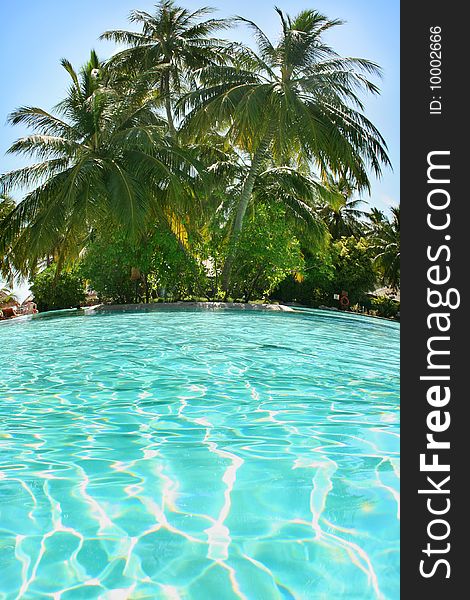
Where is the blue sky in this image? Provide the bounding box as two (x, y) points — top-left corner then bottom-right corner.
(0, 0), (399, 298)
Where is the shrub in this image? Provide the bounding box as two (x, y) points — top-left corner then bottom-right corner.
(370, 296), (400, 318)
(149, 229), (208, 301)
(80, 232), (142, 304)
(273, 250), (335, 306)
(30, 265), (86, 312)
(330, 237), (377, 305)
(81, 227), (208, 304)
(274, 236), (376, 307)
(229, 204), (304, 302)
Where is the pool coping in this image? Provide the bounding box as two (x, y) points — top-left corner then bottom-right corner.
(83, 303), (398, 323)
(1, 301), (399, 325)
(84, 301), (296, 314)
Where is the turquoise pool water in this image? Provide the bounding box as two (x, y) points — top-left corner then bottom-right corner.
(0, 308), (399, 599)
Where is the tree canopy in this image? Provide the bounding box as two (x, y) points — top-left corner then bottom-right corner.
(0, 2), (398, 314)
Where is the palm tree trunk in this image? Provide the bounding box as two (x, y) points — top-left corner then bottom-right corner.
(163, 73), (177, 137)
(221, 125), (274, 293)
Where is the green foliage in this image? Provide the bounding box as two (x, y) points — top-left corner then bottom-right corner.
(0, 194), (16, 282)
(0, 51), (197, 278)
(182, 6), (390, 290)
(101, 1), (232, 136)
(319, 175), (368, 240)
(229, 204), (304, 302)
(331, 236), (376, 305)
(149, 230), (208, 301)
(0, 287), (19, 308)
(183, 8), (389, 183)
(370, 296), (400, 319)
(0, 193), (15, 221)
(81, 227), (208, 303)
(369, 205), (400, 289)
(274, 251), (335, 306)
(274, 236), (376, 307)
(0, 5), (395, 306)
(80, 232), (142, 304)
(30, 265), (86, 312)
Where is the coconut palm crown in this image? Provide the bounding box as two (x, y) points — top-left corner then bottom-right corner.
(0, 51), (197, 277)
(180, 7), (391, 290)
(319, 174), (368, 239)
(101, 1), (233, 136)
(370, 205), (400, 289)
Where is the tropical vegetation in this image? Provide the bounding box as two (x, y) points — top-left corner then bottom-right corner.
(0, 2), (400, 317)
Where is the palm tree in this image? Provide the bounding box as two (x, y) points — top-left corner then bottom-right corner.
(367, 206), (386, 230)
(370, 205), (400, 290)
(252, 167), (328, 246)
(0, 193), (15, 221)
(0, 51), (197, 278)
(319, 174), (368, 239)
(189, 148), (330, 291)
(181, 8), (390, 291)
(101, 1), (232, 136)
(0, 287), (18, 307)
(0, 193), (17, 284)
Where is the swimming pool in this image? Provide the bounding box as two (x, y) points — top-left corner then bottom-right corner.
(0, 308), (399, 599)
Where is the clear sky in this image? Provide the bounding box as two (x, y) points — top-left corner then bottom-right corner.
(0, 0), (399, 299)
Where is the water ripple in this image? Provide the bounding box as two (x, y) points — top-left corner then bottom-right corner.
(0, 309), (399, 599)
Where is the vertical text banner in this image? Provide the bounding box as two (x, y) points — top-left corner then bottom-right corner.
(401, 1), (466, 596)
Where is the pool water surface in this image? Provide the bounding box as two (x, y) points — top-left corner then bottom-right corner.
(0, 309), (399, 599)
